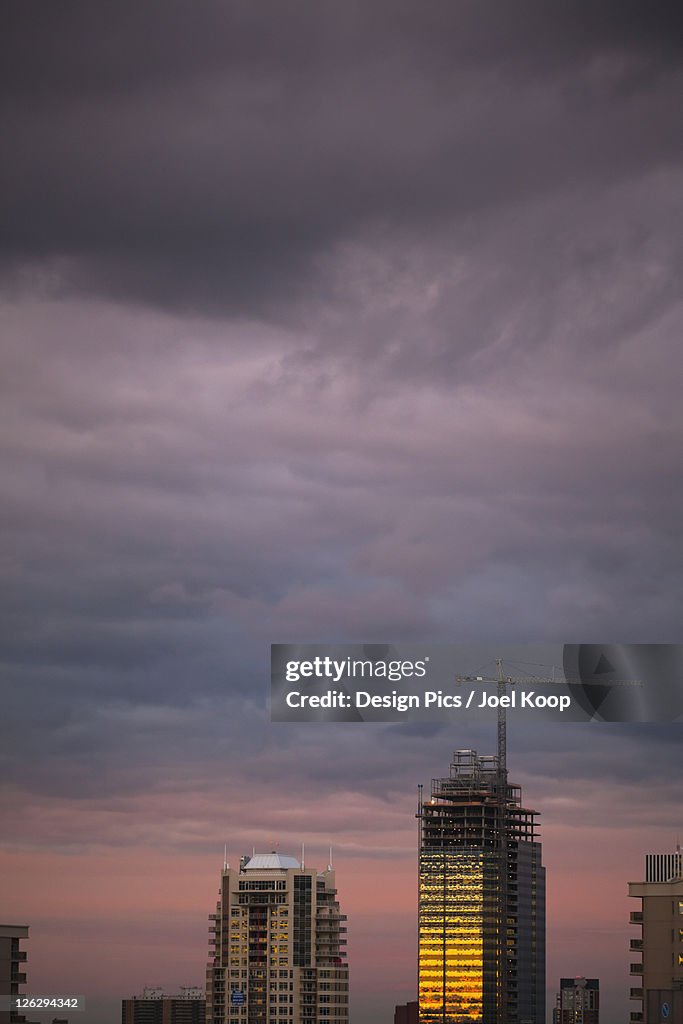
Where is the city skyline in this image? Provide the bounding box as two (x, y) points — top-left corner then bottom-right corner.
(2, 718), (680, 1024)
(2, 3), (683, 1024)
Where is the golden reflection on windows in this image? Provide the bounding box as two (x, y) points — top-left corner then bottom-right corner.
(418, 850), (485, 1024)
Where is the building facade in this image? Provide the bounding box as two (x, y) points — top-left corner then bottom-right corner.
(553, 979), (599, 1024)
(0, 925), (30, 1024)
(417, 749), (545, 1024)
(205, 853), (348, 1024)
(122, 987), (206, 1023)
(629, 848), (683, 1024)
(393, 1001), (418, 1024)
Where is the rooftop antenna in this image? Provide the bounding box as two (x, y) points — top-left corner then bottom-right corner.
(301, 842), (305, 869)
(328, 846), (333, 870)
(223, 844), (228, 870)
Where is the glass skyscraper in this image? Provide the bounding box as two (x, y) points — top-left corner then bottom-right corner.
(418, 749), (545, 1024)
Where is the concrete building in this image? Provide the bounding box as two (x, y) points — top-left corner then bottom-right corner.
(417, 749), (545, 1024)
(205, 853), (348, 1024)
(0, 925), (30, 1024)
(122, 987), (205, 1023)
(553, 978), (599, 1024)
(393, 1001), (418, 1024)
(629, 848), (683, 1024)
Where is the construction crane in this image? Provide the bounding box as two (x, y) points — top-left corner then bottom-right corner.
(455, 657), (639, 780)
(455, 658), (569, 781)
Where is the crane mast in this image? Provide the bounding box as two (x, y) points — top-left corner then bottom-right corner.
(496, 656), (507, 783)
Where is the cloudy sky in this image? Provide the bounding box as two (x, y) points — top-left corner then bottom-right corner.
(1, 4), (683, 1023)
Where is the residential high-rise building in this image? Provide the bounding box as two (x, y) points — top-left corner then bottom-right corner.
(122, 987), (206, 1023)
(553, 979), (599, 1024)
(629, 847), (683, 1024)
(0, 924), (30, 1024)
(205, 853), (348, 1024)
(417, 748), (545, 1024)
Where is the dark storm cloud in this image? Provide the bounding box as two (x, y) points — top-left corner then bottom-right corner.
(2, 3), (683, 316)
(0, 0), (682, 845)
(4, 2), (683, 100)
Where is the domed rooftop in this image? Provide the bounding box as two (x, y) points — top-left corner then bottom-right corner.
(242, 853), (301, 871)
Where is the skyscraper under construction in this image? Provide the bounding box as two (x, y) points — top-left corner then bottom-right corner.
(417, 746), (545, 1024)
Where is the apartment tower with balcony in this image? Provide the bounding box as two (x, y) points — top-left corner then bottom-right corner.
(205, 853), (348, 1024)
(0, 925), (31, 1024)
(629, 848), (683, 1024)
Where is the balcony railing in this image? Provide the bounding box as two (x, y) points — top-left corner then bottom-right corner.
(630, 911), (643, 924)
(630, 939), (644, 951)
(630, 989), (643, 1000)
(630, 964), (644, 975)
